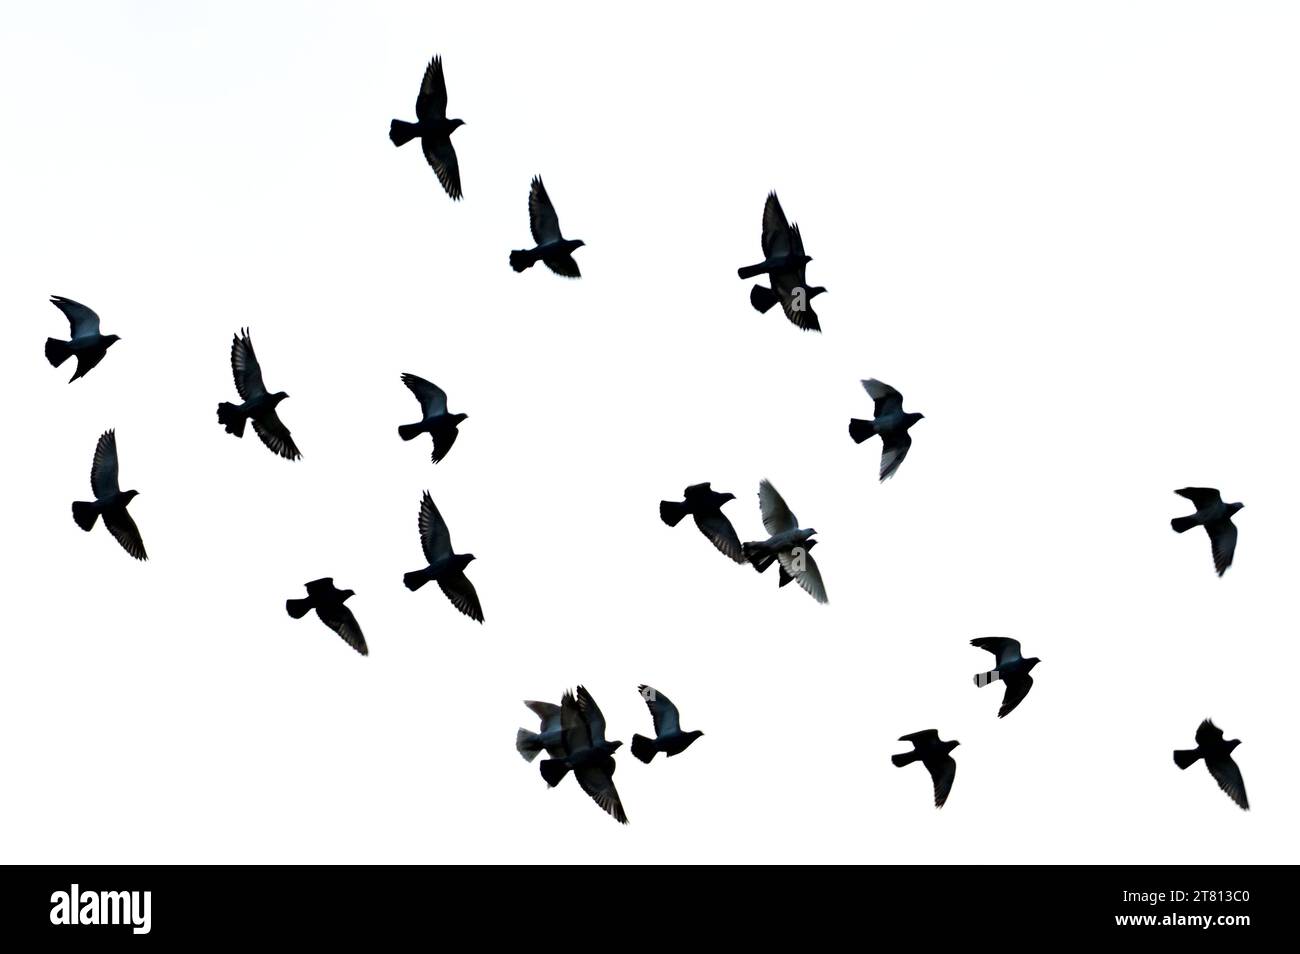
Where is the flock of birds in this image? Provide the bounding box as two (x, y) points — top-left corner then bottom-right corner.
(43, 53), (1253, 825)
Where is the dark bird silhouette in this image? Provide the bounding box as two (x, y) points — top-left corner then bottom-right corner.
(516, 699), (564, 763)
(45, 296), (120, 382)
(659, 482), (744, 563)
(509, 177), (585, 277)
(742, 479), (826, 604)
(1174, 719), (1248, 810)
(630, 685), (704, 763)
(286, 578), (367, 656)
(971, 637), (1040, 718)
(1171, 488), (1243, 576)
(397, 373), (467, 464)
(737, 192), (813, 280)
(71, 429), (146, 561)
(892, 730), (960, 808)
(744, 194), (826, 332)
(849, 379), (925, 481)
(389, 55), (465, 200)
(402, 491), (483, 623)
(538, 688), (627, 824)
(216, 329), (301, 461)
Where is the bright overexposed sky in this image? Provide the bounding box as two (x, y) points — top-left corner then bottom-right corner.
(1, 1), (1297, 863)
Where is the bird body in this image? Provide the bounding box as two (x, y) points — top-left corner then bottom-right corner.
(741, 479), (827, 603)
(217, 329), (301, 461)
(389, 56), (465, 199)
(970, 637), (1039, 717)
(402, 491), (483, 623)
(510, 177), (585, 277)
(849, 379), (924, 480)
(45, 296), (120, 382)
(630, 685), (703, 763)
(397, 373), (467, 463)
(1173, 719), (1248, 810)
(892, 729), (959, 808)
(71, 429), (147, 561)
(286, 578), (367, 655)
(659, 482), (744, 563)
(1171, 488), (1243, 576)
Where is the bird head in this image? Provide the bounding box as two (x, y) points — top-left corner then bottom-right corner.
(1024, 657), (1041, 671)
(720, 492), (736, 503)
(272, 390), (290, 404)
(1228, 502), (1245, 516)
(573, 239), (586, 248)
(688, 730), (705, 741)
(1226, 738), (1242, 752)
(450, 118), (466, 131)
(123, 489), (140, 502)
(946, 740), (961, 753)
(341, 589), (356, 601)
(458, 553), (477, 568)
(104, 334), (122, 347)
(804, 527), (818, 537)
(809, 286), (828, 299)
(608, 740), (624, 752)
(453, 412), (469, 424)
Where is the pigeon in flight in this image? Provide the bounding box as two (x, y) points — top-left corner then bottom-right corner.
(742, 479), (826, 604)
(743, 194), (826, 332)
(631, 685), (704, 763)
(971, 637), (1040, 718)
(1171, 488), (1243, 576)
(286, 578), (367, 656)
(516, 699), (565, 763)
(71, 429), (147, 561)
(389, 55), (465, 200)
(659, 482), (744, 563)
(509, 177), (585, 277)
(849, 379), (925, 481)
(402, 491), (483, 623)
(45, 296), (121, 382)
(217, 329), (301, 461)
(397, 373), (467, 464)
(538, 688), (627, 824)
(737, 192), (813, 280)
(1174, 719), (1248, 810)
(892, 730), (960, 808)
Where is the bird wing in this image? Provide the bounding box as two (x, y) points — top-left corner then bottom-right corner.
(576, 685), (611, 745)
(862, 378), (905, 417)
(90, 429), (121, 498)
(757, 479), (798, 535)
(998, 674), (1033, 718)
(414, 55), (448, 121)
(543, 253), (582, 279)
(304, 578), (335, 599)
(528, 176), (562, 244)
(401, 373), (448, 418)
(251, 410), (301, 461)
(574, 759), (628, 824)
(319, 602), (368, 656)
(1174, 487), (1223, 510)
(778, 548), (828, 604)
(103, 506), (147, 561)
(1194, 719), (1225, 748)
(231, 329), (268, 400)
(1205, 519), (1237, 576)
(422, 137), (462, 200)
(899, 729), (939, 746)
(879, 431), (913, 481)
(430, 426), (459, 464)
(524, 700), (561, 732)
(692, 509), (745, 563)
(437, 568), (484, 623)
(558, 690), (593, 756)
(51, 295), (101, 338)
(971, 637), (1022, 668)
(760, 191), (792, 259)
(1205, 754), (1249, 810)
(418, 491), (453, 564)
(637, 685), (680, 737)
(928, 755), (957, 808)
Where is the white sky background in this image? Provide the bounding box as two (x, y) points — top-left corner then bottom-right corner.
(1, 1), (1297, 863)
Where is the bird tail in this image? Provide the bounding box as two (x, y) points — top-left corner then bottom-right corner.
(389, 119), (419, 147)
(848, 418), (876, 444)
(659, 499), (689, 527)
(45, 337), (73, 368)
(1170, 515), (1199, 533)
(736, 262), (768, 280)
(539, 758), (570, 787)
(891, 752), (919, 768)
(516, 729), (544, 763)
(749, 284), (779, 314)
(509, 249), (538, 272)
(285, 597), (313, 620)
(71, 501), (98, 531)
(1173, 748), (1202, 770)
(974, 669), (1001, 688)
(742, 543), (775, 573)
(217, 402), (246, 437)
(631, 734), (658, 764)
(403, 569), (430, 592)
(397, 422), (424, 442)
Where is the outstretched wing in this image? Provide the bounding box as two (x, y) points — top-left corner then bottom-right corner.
(899, 729), (940, 746)
(757, 479), (798, 535)
(422, 137), (462, 200)
(1174, 487), (1223, 510)
(414, 55), (448, 121)
(1206, 520), (1237, 576)
(231, 329), (267, 401)
(637, 685), (680, 737)
(998, 674), (1033, 718)
(1194, 719), (1225, 748)
(862, 378), (904, 417)
(1205, 754), (1249, 810)
(402, 373), (448, 418)
(558, 690), (593, 757)
(251, 410), (301, 461)
(438, 568), (484, 623)
(528, 176), (562, 244)
(574, 759), (628, 824)
(319, 602), (368, 656)
(418, 491), (453, 565)
(543, 253), (581, 279)
(879, 431), (912, 481)
(692, 510), (744, 563)
(576, 685), (611, 745)
(928, 755), (957, 808)
(90, 429), (121, 498)
(760, 191), (792, 259)
(778, 548), (828, 604)
(104, 507), (147, 561)
(51, 296), (101, 338)
(971, 637), (1023, 669)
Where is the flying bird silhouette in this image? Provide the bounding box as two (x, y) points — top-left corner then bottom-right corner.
(538, 688), (627, 824)
(737, 192), (813, 280)
(849, 379), (925, 481)
(71, 429), (146, 561)
(402, 491), (483, 623)
(509, 177), (585, 277)
(742, 479), (826, 603)
(1171, 488), (1243, 576)
(892, 730), (959, 808)
(45, 296), (120, 382)
(397, 373), (467, 464)
(516, 699), (565, 763)
(217, 329), (301, 461)
(389, 55), (465, 200)
(286, 578), (367, 656)
(659, 482), (744, 563)
(631, 685), (704, 763)
(971, 637), (1040, 718)
(1174, 719), (1248, 810)
(743, 194), (825, 332)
